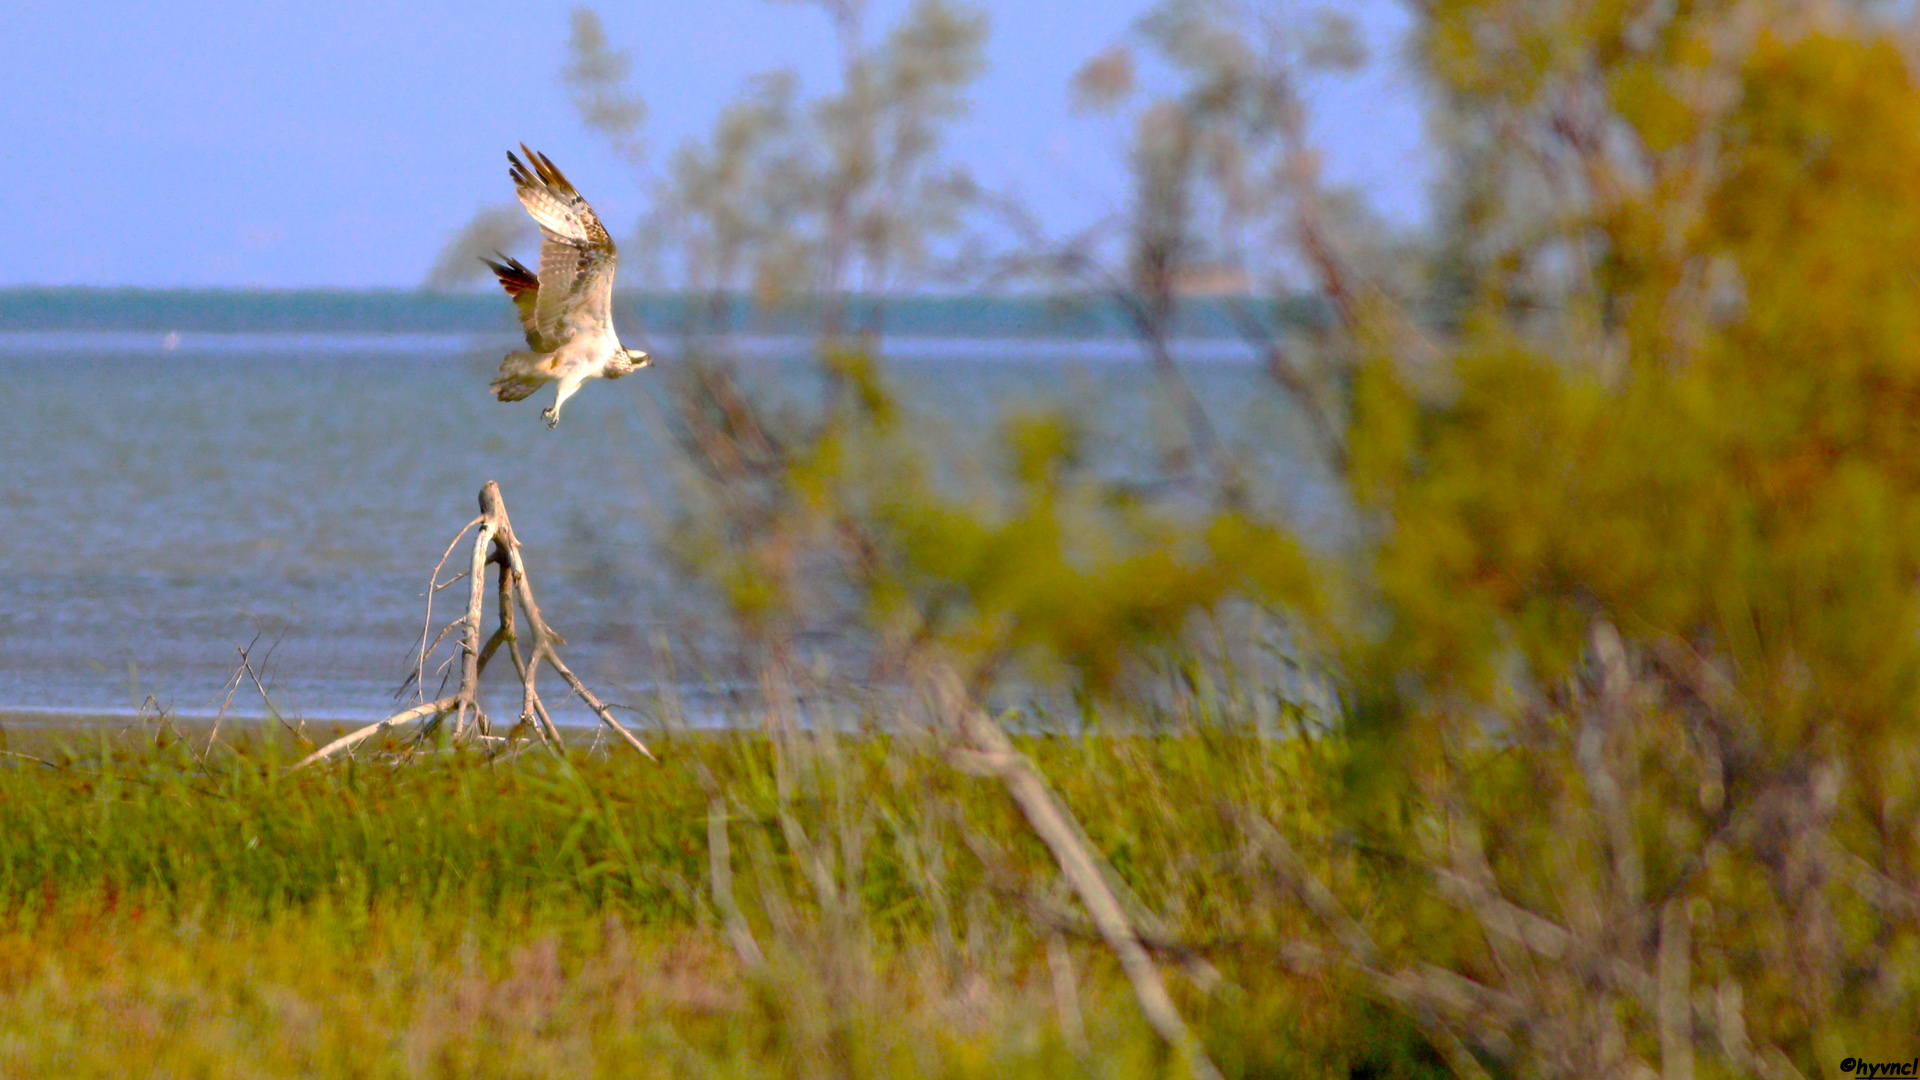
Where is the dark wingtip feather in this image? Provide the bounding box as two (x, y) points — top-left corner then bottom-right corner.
(533, 148), (576, 194)
(517, 143), (544, 183)
(507, 144), (580, 197)
(535, 150), (564, 188)
(479, 251), (539, 298)
(507, 148), (535, 189)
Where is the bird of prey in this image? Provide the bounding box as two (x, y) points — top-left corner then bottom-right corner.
(482, 145), (648, 429)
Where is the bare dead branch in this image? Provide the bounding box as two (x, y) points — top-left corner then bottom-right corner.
(1046, 931), (1090, 1055)
(237, 637), (309, 747)
(485, 489), (654, 759)
(413, 515), (485, 701)
(1659, 899), (1694, 1080)
(1239, 808), (1516, 1077)
(709, 796), (767, 969)
(976, 188), (1239, 500)
(298, 483), (654, 769)
(934, 668), (1222, 1080)
(203, 635), (254, 762)
(292, 696), (459, 769)
(452, 521), (495, 738)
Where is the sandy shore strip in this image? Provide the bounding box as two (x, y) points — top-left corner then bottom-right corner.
(0, 709), (365, 755)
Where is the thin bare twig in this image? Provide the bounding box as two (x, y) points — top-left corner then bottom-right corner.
(412, 515), (484, 702)
(202, 632), (256, 763)
(237, 635), (309, 747)
(709, 796), (766, 969)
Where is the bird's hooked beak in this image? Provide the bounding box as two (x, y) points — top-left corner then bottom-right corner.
(629, 348), (651, 368)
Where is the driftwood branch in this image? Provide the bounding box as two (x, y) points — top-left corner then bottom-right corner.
(933, 668), (1222, 1080)
(493, 520), (654, 760)
(293, 482), (654, 769)
(292, 696), (460, 767)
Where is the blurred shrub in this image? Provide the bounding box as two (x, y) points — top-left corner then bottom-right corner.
(426, 0), (1920, 1074)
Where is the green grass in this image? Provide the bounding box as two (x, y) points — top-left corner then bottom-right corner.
(0, 727), (1442, 1079)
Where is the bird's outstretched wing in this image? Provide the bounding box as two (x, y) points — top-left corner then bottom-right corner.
(507, 145), (618, 350)
(479, 253), (556, 352)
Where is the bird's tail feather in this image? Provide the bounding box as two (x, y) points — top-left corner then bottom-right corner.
(491, 351), (555, 402)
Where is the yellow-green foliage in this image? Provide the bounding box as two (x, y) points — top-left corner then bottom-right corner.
(1332, 10), (1920, 1070)
(1362, 21), (1920, 750)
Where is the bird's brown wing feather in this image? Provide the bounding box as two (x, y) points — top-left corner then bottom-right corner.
(507, 146), (618, 349)
(479, 253), (555, 352)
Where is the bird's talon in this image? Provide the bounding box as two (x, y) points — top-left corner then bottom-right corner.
(542, 408), (559, 430)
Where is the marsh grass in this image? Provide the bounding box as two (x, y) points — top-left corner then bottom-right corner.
(0, 726), (1431, 1079)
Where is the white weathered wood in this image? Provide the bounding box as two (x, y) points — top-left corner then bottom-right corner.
(292, 482), (653, 768)
(292, 696), (458, 769)
(487, 490), (653, 759)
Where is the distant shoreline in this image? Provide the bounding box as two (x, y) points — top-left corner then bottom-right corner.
(0, 329), (1270, 365)
(0, 287), (1327, 341)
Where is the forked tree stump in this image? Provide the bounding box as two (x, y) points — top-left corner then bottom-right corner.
(294, 482), (653, 768)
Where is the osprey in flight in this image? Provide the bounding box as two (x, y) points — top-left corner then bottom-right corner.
(482, 145), (648, 429)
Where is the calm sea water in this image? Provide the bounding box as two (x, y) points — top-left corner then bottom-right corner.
(0, 308), (1327, 727)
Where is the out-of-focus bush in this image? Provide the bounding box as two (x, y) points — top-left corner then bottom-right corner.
(1328, 7), (1920, 1071)
(434, 0), (1920, 1073)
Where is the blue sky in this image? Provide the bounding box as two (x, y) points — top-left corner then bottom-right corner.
(3, 0), (1432, 288)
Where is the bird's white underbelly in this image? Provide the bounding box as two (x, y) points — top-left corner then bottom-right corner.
(551, 341), (616, 381)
